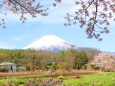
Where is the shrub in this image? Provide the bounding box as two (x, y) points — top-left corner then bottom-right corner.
(91, 64), (100, 70)
(58, 76), (64, 81)
(26, 66), (30, 71)
(82, 64), (87, 70)
(50, 64), (56, 72)
(0, 67), (9, 72)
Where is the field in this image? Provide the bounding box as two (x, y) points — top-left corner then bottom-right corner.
(0, 71), (115, 86)
(64, 72), (115, 86)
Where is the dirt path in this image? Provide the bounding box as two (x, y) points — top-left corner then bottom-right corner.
(0, 70), (100, 79)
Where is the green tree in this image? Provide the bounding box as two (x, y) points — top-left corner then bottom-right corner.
(73, 51), (88, 70)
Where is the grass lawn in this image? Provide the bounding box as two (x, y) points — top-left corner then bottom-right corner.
(63, 72), (115, 86)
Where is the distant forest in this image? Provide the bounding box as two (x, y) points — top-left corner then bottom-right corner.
(0, 48), (100, 71)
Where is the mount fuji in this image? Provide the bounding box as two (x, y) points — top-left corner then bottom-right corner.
(24, 35), (77, 52)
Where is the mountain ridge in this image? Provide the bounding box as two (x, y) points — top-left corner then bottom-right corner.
(24, 35), (77, 52)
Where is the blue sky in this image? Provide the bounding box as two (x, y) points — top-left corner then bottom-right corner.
(0, 0), (115, 52)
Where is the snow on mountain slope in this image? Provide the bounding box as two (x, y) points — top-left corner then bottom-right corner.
(24, 35), (76, 52)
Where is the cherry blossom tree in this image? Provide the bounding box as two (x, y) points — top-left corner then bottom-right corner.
(0, 0), (115, 40)
(64, 0), (115, 40)
(0, 0), (48, 28)
(92, 53), (115, 72)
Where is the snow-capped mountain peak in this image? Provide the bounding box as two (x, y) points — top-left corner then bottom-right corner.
(24, 35), (76, 52)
